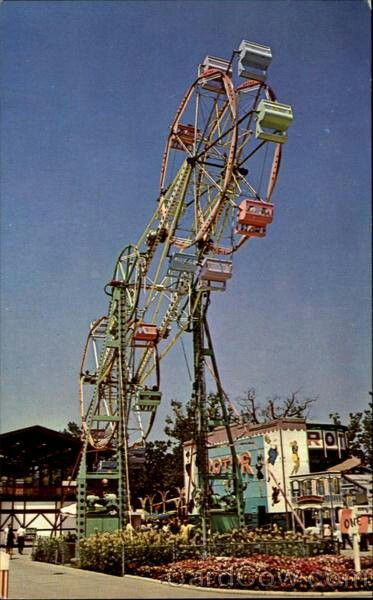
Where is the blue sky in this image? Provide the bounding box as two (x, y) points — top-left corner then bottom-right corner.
(0, 0), (371, 438)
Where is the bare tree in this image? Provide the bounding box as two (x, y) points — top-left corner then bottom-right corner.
(239, 388), (318, 424)
(265, 390), (318, 419)
(238, 388), (261, 423)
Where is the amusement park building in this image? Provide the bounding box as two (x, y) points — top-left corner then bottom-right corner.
(0, 426), (81, 540)
(183, 418), (372, 528)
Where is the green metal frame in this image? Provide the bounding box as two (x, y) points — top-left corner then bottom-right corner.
(77, 284), (132, 542)
(191, 291), (245, 543)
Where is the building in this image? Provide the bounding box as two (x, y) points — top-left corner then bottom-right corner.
(0, 426), (81, 540)
(183, 417), (372, 529)
(290, 456), (372, 530)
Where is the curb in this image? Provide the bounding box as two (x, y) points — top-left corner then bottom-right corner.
(25, 559), (373, 597)
(123, 574), (373, 597)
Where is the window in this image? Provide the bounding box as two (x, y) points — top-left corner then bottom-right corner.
(331, 478), (340, 494)
(291, 481), (300, 497)
(316, 479), (325, 496)
(301, 479), (313, 496)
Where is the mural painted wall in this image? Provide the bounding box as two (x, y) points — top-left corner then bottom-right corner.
(263, 428), (309, 513)
(208, 436), (267, 516)
(184, 423), (310, 518)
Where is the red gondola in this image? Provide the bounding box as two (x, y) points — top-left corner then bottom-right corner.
(133, 323), (158, 343)
(237, 199), (274, 228)
(170, 124), (199, 151)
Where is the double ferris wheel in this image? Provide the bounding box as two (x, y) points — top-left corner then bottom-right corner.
(76, 40), (293, 540)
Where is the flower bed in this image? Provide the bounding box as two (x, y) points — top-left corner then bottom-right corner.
(32, 529), (372, 591)
(76, 527), (337, 576)
(134, 555), (373, 592)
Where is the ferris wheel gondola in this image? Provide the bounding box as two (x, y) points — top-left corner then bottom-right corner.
(159, 49), (292, 256)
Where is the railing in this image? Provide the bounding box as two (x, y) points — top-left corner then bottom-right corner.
(172, 540), (338, 559)
(324, 494), (343, 504)
(291, 493), (343, 505)
(0, 485), (76, 499)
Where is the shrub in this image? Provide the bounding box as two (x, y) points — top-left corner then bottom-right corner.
(76, 525), (335, 576)
(31, 535), (76, 564)
(78, 530), (179, 576)
(79, 532), (124, 575)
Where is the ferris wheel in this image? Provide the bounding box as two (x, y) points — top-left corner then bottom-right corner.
(76, 40), (293, 539)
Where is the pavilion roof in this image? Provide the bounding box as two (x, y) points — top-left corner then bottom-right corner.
(0, 425), (81, 471)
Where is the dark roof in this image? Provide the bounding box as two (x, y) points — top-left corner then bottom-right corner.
(0, 425), (81, 468)
(307, 422), (348, 432)
(0, 424), (79, 442)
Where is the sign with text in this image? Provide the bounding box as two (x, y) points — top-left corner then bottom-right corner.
(339, 507), (373, 535)
(208, 451), (255, 476)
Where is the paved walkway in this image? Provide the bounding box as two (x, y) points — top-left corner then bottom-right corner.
(8, 553), (238, 599)
(5, 551), (373, 599)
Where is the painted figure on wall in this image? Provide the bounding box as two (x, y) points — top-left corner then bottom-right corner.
(271, 486), (280, 505)
(265, 434), (279, 482)
(255, 455), (264, 480)
(267, 444), (278, 466)
(290, 440), (300, 475)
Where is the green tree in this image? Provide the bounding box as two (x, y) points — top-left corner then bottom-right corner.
(359, 401), (373, 464)
(129, 440), (184, 507)
(164, 398), (197, 445)
(165, 389), (318, 447)
(61, 421), (82, 438)
(329, 400), (372, 465)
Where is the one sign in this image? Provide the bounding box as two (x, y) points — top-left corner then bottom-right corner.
(339, 507), (373, 535)
(340, 508), (353, 534)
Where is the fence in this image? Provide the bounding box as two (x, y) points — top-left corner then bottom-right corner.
(121, 539), (338, 564)
(81, 538), (338, 576)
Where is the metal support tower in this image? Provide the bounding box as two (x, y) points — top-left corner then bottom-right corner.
(192, 291), (210, 546)
(76, 285), (131, 542)
(191, 291), (245, 538)
(203, 314), (246, 530)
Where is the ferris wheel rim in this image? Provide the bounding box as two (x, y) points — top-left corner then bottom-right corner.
(159, 69), (238, 245)
(159, 70), (284, 255)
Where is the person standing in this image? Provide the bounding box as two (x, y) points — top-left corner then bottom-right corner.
(1, 525), (9, 548)
(180, 519), (194, 541)
(341, 530), (353, 550)
(16, 526), (26, 554)
(6, 526), (15, 557)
